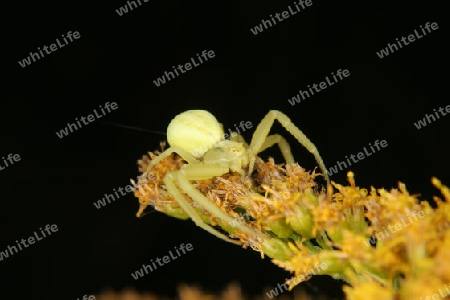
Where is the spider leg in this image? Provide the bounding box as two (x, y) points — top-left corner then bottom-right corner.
(164, 168), (242, 245)
(258, 134), (295, 164)
(169, 164), (255, 245)
(177, 164), (255, 237)
(145, 146), (200, 174)
(247, 110), (330, 184)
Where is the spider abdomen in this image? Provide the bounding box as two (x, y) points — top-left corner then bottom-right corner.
(167, 110), (224, 158)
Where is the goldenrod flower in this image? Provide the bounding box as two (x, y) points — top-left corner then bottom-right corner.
(132, 146), (450, 300)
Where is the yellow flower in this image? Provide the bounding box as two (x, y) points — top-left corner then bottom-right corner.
(132, 145), (450, 300)
(343, 282), (394, 300)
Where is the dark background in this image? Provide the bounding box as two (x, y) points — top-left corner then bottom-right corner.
(1, 1), (447, 299)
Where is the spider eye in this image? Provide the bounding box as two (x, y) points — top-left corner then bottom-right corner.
(167, 110), (224, 158)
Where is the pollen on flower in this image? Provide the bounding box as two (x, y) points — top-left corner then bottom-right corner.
(132, 143), (450, 300)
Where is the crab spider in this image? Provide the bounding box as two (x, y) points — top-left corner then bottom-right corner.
(143, 110), (329, 245)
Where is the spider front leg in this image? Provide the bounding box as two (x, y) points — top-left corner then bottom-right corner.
(164, 164), (255, 245)
(144, 146), (201, 174)
(164, 170), (240, 245)
(258, 134), (295, 164)
(248, 110), (330, 184)
(229, 131), (294, 166)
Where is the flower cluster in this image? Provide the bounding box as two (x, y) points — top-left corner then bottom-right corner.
(131, 145), (450, 300)
(95, 284), (324, 300)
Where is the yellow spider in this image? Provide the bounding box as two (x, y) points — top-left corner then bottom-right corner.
(142, 110), (329, 245)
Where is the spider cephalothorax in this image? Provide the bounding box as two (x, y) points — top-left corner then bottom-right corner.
(140, 110), (329, 244)
(202, 140), (250, 175)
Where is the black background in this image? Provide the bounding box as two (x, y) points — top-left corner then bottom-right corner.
(1, 1), (447, 299)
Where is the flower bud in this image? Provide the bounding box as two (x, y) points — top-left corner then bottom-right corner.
(261, 237), (295, 261)
(264, 218), (294, 239)
(289, 205), (314, 239)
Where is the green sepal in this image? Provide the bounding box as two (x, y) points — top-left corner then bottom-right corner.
(289, 205), (314, 239)
(265, 218), (294, 239)
(262, 237), (295, 261)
